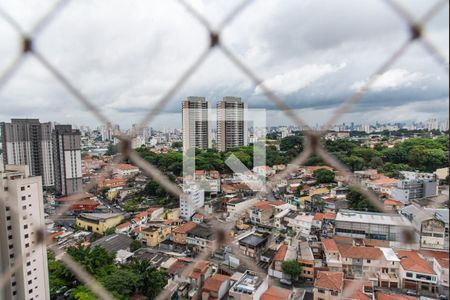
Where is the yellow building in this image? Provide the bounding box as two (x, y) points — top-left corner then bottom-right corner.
(164, 209), (180, 221)
(141, 225), (172, 247)
(76, 213), (124, 235)
(301, 187), (331, 206)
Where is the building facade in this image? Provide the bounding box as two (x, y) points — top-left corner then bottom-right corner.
(180, 188), (205, 220)
(182, 97), (211, 153)
(217, 97), (247, 152)
(53, 125), (83, 196)
(1, 119), (55, 187)
(0, 165), (50, 300)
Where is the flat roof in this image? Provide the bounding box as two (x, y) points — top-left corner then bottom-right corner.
(239, 233), (268, 247)
(336, 210), (410, 226)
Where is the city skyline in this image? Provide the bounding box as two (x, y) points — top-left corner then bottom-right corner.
(0, 1), (448, 129)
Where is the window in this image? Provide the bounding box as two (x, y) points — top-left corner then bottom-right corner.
(21, 187), (25, 191)
(367, 260), (371, 263)
(22, 196), (26, 201)
(331, 291), (339, 296)
(406, 272), (413, 278)
(318, 289), (326, 294)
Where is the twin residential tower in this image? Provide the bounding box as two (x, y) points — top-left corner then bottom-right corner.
(182, 97), (248, 153)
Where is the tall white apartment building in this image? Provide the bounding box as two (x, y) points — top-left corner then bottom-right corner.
(0, 165), (50, 300)
(427, 118), (438, 131)
(182, 97), (211, 153)
(180, 188), (205, 220)
(217, 97), (248, 152)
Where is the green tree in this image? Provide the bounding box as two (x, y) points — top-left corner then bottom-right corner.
(67, 246), (115, 276)
(280, 136), (304, 154)
(48, 252), (74, 299)
(71, 286), (98, 300)
(130, 240), (142, 252)
(101, 269), (141, 299)
(105, 143), (118, 156)
(343, 156), (365, 172)
(313, 168), (336, 184)
(282, 260), (302, 280)
(347, 187), (380, 212)
(129, 259), (168, 299)
(104, 227), (116, 236)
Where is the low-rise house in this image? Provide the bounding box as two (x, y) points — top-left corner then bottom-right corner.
(132, 211), (149, 226)
(192, 213), (205, 224)
(201, 274), (231, 300)
(342, 280), (373, 300)
(229, 271), (269, 300)
(115, 221), (132, 234)
(269, 244), (288, 279)
(188, 260), (214, 299)
(99, 178), (126, 189)
(261, 286), (293, 300)
(420, 250), (449, 294)
(383, 199), (405, 211)
(227, 198), (260, 219)
(147, 207), (164, 220)
(314, 271), (344, 300)
(287, 213), (314, 238)
(113, 163), (140, 178)
(322, 239), (342, 272)
(239, 232), (269, 260)
(366, 177), (399, 195)
(396, 250), (438, 294)
(249, 201), (275, 225)
(375, 291), (418, 300)
(172, 222), (198, 245)
(76, 213), (124, 235)
(187, 224), (215, 251)
(299, 242), (315, 281)
(338, 245), (400, 288)
(401, 205), (449, 251)
(141, 224), (171, 247)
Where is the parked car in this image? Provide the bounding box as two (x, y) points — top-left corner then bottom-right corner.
(280, 278), (293, 286)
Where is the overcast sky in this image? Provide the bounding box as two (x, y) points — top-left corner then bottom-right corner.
(0, 0), (448, 129)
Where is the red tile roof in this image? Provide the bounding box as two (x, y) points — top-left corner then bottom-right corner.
(338, 245), (383, 260)
(253, 201), (275, 211)
(173, 222), (197, 234)
(314, 213), (325, 221)
(396, 250), (435, 274)
(315, 271), (344, 292)
(343, 280), (372, 300)
(115, 164), (139, 171)
(368, 178), (399, 185)
(384, 199), (404, 206)
(322, 239), (339, 252)
(274, 244), (288, 262)
(57, 193), (93, 202)
(202, 274), (230, 293)
(261, 286), (292, 300)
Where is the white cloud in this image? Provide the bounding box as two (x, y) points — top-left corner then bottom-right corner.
(256, 63), (346, 95)
(351, 69), (427, 91)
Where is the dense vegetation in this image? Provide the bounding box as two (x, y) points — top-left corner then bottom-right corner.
(49, 246), (167, 300)
(135, 135), (448, 179)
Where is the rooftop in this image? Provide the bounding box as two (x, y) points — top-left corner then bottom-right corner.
(231, 271), (264, 295)
(261, 286), (293, 300)
(91, 233), (133, 253)
(239, 232), (268, 247)
(78, 213), (123, 223)
(315, 271), (344, 292)
(338, 245), (383, 260)
(173, 222), (197, 234)
(336, 210), (410, 226)
(202, 274), (230, 293)
(396, 250), (435, 275)
(322, 239), (339, 252)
